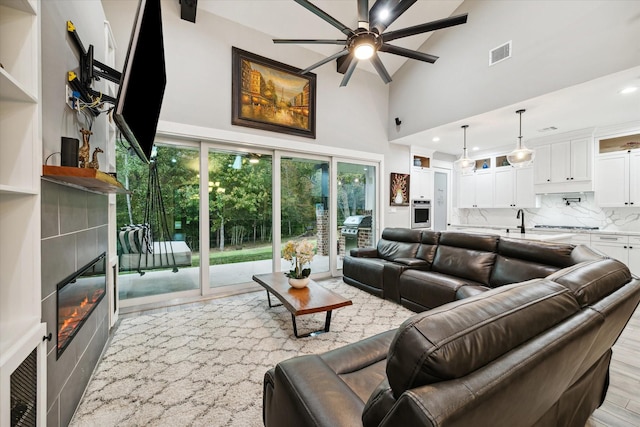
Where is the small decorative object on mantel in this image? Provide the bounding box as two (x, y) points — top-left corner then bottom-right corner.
(282, 239), (315, 288)
(390, 172), (410, 206)
(88, 147), (103, 170)
(78, 128), (92, 168)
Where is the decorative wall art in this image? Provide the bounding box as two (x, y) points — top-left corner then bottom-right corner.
(231, 47), (316, 138)
(390, 172), (410, 206)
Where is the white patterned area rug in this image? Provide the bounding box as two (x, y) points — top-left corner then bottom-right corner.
(70, 278), (414, 427)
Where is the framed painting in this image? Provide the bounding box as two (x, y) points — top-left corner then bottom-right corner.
(232, 47), (316, 139)
(390, 173), (410, 206)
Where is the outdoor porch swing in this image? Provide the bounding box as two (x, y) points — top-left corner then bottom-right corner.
(118, 160), (192, 275)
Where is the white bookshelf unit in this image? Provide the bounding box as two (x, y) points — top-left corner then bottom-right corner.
(0, 0), (47, 425)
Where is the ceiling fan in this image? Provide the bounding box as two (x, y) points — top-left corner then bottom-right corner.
(273, 0), (468, 87)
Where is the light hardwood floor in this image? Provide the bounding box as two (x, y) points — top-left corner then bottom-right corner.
(587, 304), (640, 426)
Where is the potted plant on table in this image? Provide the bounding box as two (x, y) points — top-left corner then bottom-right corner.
(282, 239), (315, 288)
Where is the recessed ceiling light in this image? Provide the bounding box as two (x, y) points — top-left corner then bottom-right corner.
(432, 137), (440, 142)
(472, 146), (480, 151)
(379, 9), (390, 21)
(620, 86), (638, 95)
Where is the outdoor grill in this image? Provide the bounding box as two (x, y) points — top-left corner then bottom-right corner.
(341, 215), (372, 237)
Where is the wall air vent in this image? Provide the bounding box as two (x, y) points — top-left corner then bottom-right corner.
(489, 41), (512, 66)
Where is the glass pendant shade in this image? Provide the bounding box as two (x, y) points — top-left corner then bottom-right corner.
(454, 125), (474, 173)
(506, 140), (535, 168)
(507, 109), (535, 168)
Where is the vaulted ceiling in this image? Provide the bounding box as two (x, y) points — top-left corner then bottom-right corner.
(186, 1), (640, 156)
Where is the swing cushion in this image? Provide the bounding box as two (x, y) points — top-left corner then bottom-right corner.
(118, 224), (153, 254)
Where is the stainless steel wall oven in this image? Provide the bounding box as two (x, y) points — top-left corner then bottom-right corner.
(411, 199), (431, 229)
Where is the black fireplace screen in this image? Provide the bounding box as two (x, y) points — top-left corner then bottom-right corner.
(57, 252), (106, 358)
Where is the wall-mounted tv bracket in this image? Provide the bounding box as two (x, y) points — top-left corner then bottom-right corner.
(66, 21), (122, 115)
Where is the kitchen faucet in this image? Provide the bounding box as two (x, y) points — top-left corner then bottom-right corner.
(516, 209), (525, 234)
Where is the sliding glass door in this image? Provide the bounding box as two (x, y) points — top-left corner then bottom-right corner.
(116, 139), (381, 309)
(280, 156), (331, 276)
(116, 142), (201, 304)
(207, 149), (273, 289)
(335, 161), (377, 271)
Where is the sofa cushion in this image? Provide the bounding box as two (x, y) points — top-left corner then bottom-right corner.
(414, 230), (440, 266)
(498, 238), (576, 267)
(431, 232), (498, 285)
(385, 279), (580, 398)
(376, 228), (422, 261)
(490, 255), (560, 287)
(343, 257), (388, 291)
(548, 258), (632, 307)
(399, 270), (484, 310)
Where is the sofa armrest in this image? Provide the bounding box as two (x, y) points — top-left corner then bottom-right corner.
(394, 258), (430, 268)
(263, 331), (395, 427)
(264, 355), (365, 427)
(350, 247), (379, 258)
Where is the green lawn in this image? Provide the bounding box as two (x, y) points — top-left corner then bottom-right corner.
(191, 244), (274, 266)
(190, 238), (318, 267)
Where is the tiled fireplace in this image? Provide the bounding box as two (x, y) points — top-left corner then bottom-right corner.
(41, 181), (110, 426)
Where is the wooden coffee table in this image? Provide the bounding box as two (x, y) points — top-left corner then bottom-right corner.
(252, 273), (353, 338)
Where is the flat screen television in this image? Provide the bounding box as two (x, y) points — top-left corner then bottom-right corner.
(114, 0), (166, 164)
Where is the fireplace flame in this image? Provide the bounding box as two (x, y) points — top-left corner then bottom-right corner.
(58, 289), (105, 351)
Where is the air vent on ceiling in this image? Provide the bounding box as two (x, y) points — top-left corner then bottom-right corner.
(489, 41), (512, 66)
(538, 126), (558, 133)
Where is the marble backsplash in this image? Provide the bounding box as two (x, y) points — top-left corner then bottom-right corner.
(452, 193), (640, 232)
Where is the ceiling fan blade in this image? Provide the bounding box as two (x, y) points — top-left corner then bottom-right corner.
(273, 39), (347, 45)
(379, 44), (438, 63)
(340, 57), (359, 87)
(370, 54), (392, 84)
(358, 0), (369, 27)
(383, 13), (468, 42)
(294, 0), (354, 36)
(300, 49), (350, 74)
(370, 0), (417, 34)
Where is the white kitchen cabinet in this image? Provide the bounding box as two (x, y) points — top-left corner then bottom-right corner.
(595, 149), (640, 207)
(410, 167), (433, 201)
(534, 138), (593, 193)
(494, 166), (537, 208)
(456, 170), (493, 208)
(629, 236), (640, 277)
(590, 234), (640, 277)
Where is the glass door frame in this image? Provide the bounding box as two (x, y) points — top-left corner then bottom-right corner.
(274, 150), (334, 280)
(330, 157), (382, 277)
(201, 141), (275, 297)
(118, 139), (203, 309)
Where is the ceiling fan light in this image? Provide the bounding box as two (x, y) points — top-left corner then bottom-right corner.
(354, 42), (375, 59)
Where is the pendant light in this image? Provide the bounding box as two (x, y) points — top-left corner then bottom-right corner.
(506, 109), (535, 168)
(453, 125), (474, 173)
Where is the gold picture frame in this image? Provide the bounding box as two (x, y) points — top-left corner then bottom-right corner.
(231, 47), (316, 138)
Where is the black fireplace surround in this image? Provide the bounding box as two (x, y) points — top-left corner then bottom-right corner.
(56, 252), (106, 359)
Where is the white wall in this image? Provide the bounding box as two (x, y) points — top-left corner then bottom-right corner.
(389, 0), (640, 139)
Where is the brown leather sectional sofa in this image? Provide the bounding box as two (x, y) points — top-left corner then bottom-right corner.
(343, 228), (603, 311)
(263, 228), (640, 427)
